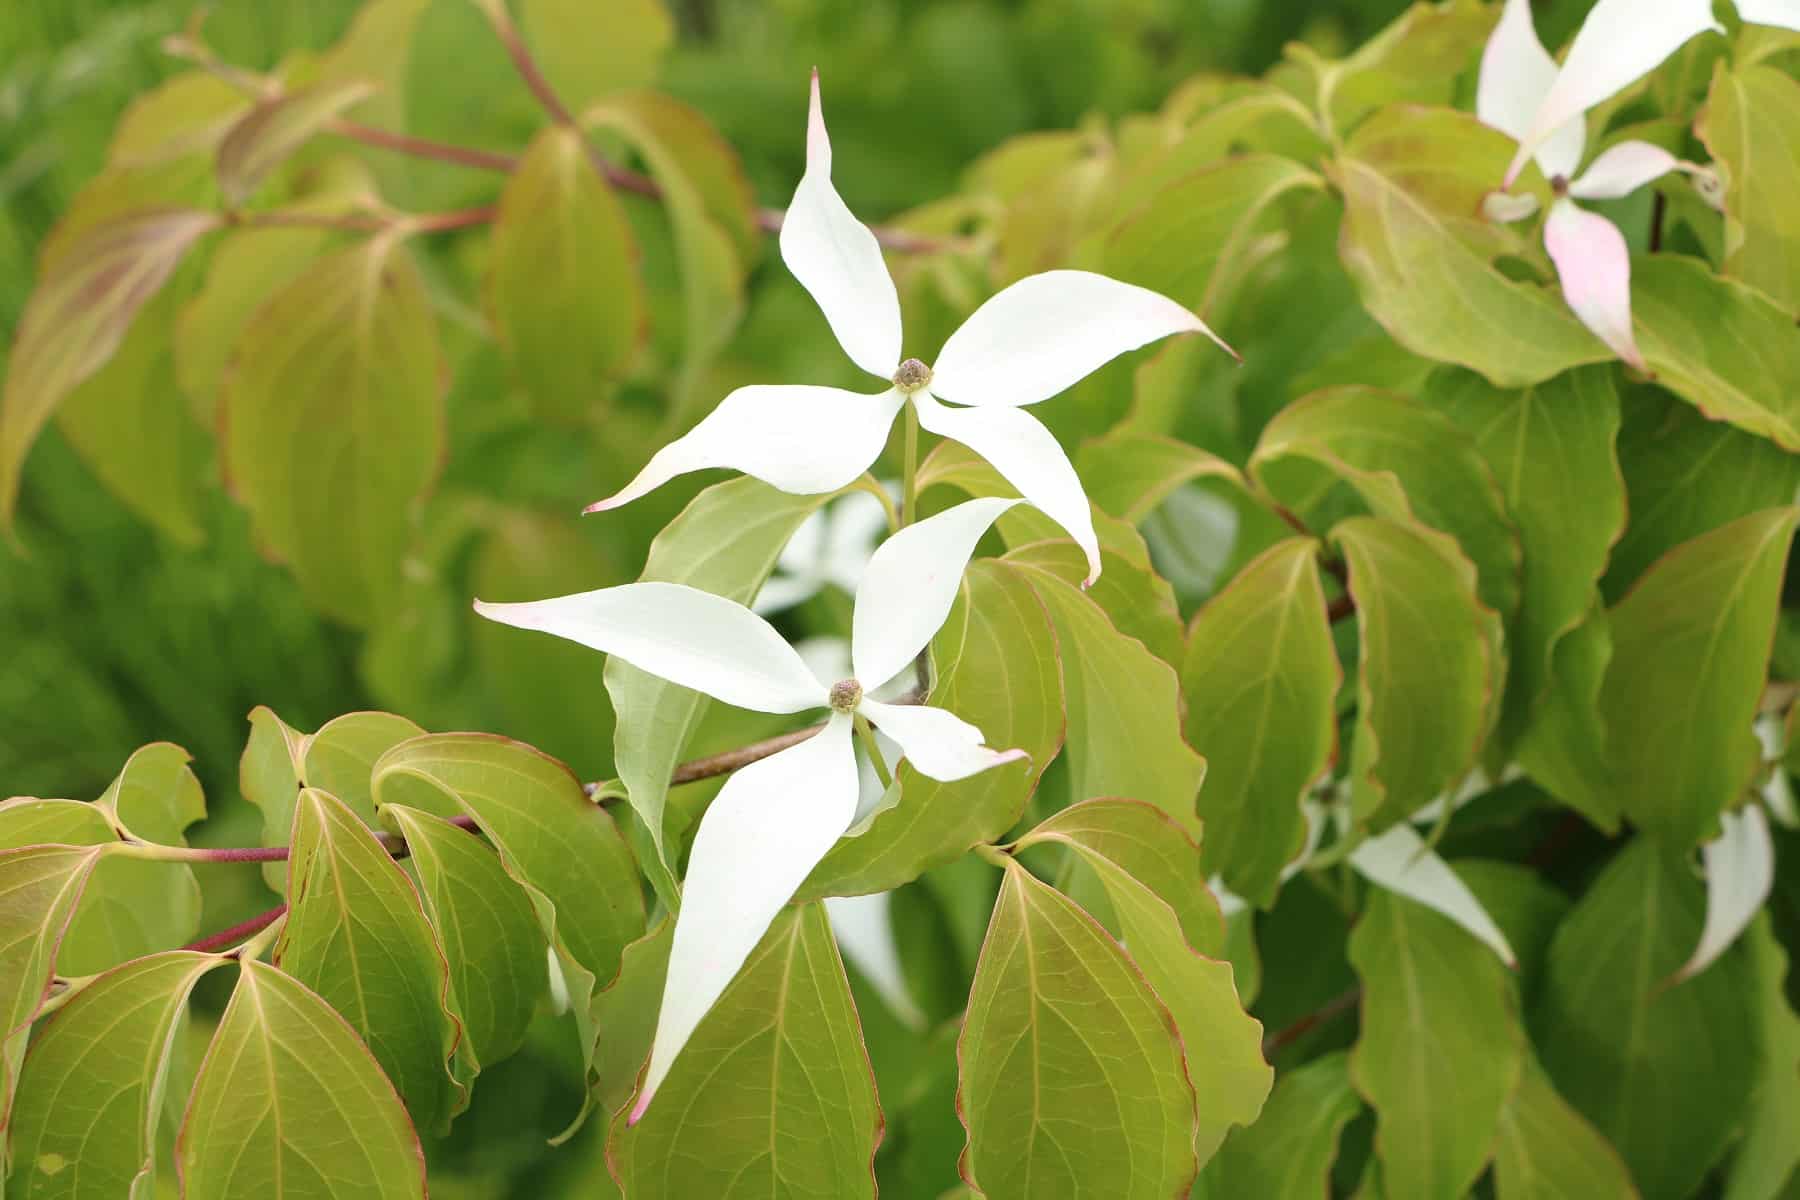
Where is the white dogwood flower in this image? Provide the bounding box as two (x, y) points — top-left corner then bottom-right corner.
(1479, 0), (1711, 370)
(473, 498), (1029, 1121)
(1497, 0), (1800, 191)
(584, 72), (1234, 586)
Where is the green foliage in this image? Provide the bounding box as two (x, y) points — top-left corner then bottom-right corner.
(3, 0), (1800, 1196)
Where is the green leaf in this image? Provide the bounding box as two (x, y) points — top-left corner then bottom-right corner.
(96, 742), (205, 844)
(590, 918), (672, 1116)
(1599, 507), (1799, 847)
(55, 280), (209, 545)
(278, 787), (462, 1132)
(1724, 918), (1800, 1200)
(608, 904), (881, 1199)
(522, 0), (674, 112)
(1493, 1055), (1641, 1200)
(238, 708), (425, 890)
(584, 91), (751, 406)
(177, 958), (426, 1199)
(1607, 389), (1800, 601)
(958, 859), (1197, 1198)
(1193, 1051), (1363, 1200)
(1633, 255), (1800, 452)
(1349, 887), (1523, 1200)
(1330, 107), (1605, 387)
(1181, 537), (1339, 906)
(1430, 366), (1624, 761)
(1016, 801), (1270, 1163)
(383, 805), (545, 1072)
(489, 126), (645, 424)
(0, 845), (106, 1048)
(802, 558), (1061, 898)
(1, 210), (218, 531)
(7, 951), (224, 1200)
(1701, 62), (1800, 313)
(371, 733), (644, 1105)
(1004, 537), (1184, 667)
(1016, 798), (1221, 954)
(1252, 385), (1521, 624)
(1288, 0), (1496, 136)
(215, 79), (377, 206)
(1074, 428), (1246, 524)
(1005, 553), (1207, 835)
(222, 235), (445, 627)
(1096, 153), (1325, 316)
(605, 478), (833, 904)
(1333, 516), (1501, 825)
(1534, 839), (1759, 1200)
(106, 71), (251, 168)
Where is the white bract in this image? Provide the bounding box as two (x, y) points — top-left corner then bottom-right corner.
(473, 498), (1029, 1121)
(1672, 803), (1774, 984)
(1479, 0), (1710, 371)
(753, 487), (891, 615)
(584, 72), (1234, 586)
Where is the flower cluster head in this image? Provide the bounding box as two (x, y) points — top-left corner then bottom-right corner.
(1480, 0), (1800, 369)
(583, 70), (1234, 587)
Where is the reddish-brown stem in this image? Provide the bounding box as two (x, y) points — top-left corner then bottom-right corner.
(183, 904), (287, 954)
(1262, 985), (1362, 1055)
(331, 119), (518, 173)
(1327, 593), (1356, 623)
(231, 206), (496, 236)
(408, 205), (499, 232)
(662, 685), (928, 788)
(485, 4), (577, 126)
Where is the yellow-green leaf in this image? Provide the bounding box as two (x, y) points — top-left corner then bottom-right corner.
(1701, 62), (1800, 313)
(215, 79), (377, 206)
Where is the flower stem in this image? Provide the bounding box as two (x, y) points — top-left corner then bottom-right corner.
(854, 715), (893, 790)
(900, 402), (920, 528)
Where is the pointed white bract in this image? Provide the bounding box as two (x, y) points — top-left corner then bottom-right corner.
(1672, 804), (1775, 984)
(1349, 821), (1518, 968)
(824, 891), (925, 1028)
(586, 72), (1235, 587)
(1502, 0), (1720, 188)
(1478, 0), (1702, 372)
(473, 499), (1029, 1121)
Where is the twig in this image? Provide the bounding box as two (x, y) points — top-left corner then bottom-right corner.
(331, 120), (518, 173)
(182, 903), (287, 954)
(664, 685), (928, 787)
(1262, 985), (1361, 1055)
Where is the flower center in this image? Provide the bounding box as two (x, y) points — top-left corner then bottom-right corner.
(828, 678), (863, 712)
(892, 358), (932, 394)
(1549, 173), (1570, 198)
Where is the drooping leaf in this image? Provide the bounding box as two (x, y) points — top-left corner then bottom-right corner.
(177, 958), (427, 1199)
(1006, 553), (1207, 835)
(277, 787), (462, 1132)
(802, 558), (1061, 899)
(1430, 367), (1624, 764)
(1349, 887), (1523, 1200)
(607, 904), (881, 1199)
(1534, 839), (1759, 1200)
(1599, 507), (1799, 847)
(604, 478), (834, 904)
(958, 859), (1197, 1198)
(1700, 62), (1800, 313)
(1330, 107), (1605, 387)
(489, 126), (645, 424)
(1633, 255), (1800, 453)
(1493, 1055), (1640, 1200)
(371, 733), (645, 1097)
(1333, 516), (1500, 825)
(1252, 385), (1521, 624)
(1181, 537), (1339, 906)
(1723, 918), (1800, 1200)
(1193, 1051), (1363, 1200)
(1, 209), (218, 530)
(215, 79), (377, 206)
(7, 951), (224, 1200)
(221, 234), (445, 627)
(1016, 801), (1270, 1163)
(383, 805), (545, 1072)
